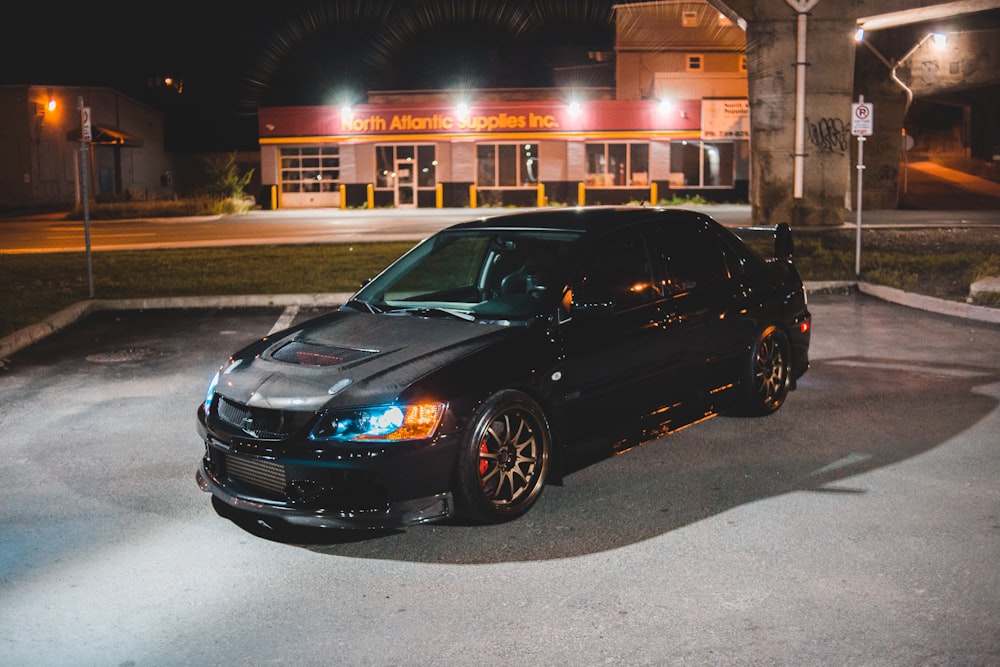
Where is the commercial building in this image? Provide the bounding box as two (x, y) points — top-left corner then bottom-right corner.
(257, 1), (750, 209)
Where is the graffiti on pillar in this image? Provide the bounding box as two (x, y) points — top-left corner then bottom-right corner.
(807, 117), (850, 154)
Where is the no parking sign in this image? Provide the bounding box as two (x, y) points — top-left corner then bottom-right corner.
(851, 101), (874, 136)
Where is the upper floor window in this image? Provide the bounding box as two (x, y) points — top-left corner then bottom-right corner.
(686, 54), (704, 72)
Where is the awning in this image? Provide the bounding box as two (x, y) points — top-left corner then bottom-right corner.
(66, 124), (144, 147)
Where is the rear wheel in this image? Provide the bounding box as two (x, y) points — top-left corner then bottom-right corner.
(743, 325), (791, 416)
(456, 390), (551, 523)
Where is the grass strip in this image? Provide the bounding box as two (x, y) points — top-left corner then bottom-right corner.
(1, 243), (413, 337)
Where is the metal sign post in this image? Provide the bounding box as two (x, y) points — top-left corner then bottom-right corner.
(851, 95), (873, 278)
(77, 96), (94, 298)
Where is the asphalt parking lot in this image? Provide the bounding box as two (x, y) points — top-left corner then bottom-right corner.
(1, 292), (999, 666)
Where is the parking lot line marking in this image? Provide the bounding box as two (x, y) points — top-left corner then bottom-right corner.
(826, 359), (990, 378)
(269, 305), (300, 335)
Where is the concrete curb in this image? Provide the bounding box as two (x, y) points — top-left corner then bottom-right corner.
(2, 283), (997, 363)
(856, 282), (1000, 324)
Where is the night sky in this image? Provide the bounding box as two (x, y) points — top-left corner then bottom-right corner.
(2, 0), (618, 151)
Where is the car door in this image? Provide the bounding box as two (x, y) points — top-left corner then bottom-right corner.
(554, 226), (676, 450)
(650, 217), (757, 405)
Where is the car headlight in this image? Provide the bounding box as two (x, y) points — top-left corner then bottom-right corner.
(203, 370), (221, 417)
(203, 358), (242, 417)
(309, 403), (445, 442)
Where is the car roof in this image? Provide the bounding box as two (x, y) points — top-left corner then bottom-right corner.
(445, 206), (713, 235)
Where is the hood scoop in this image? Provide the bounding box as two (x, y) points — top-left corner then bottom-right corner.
(271, 340), (378, 367)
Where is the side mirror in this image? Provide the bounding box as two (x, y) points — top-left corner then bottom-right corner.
(774, 223), (794, 261)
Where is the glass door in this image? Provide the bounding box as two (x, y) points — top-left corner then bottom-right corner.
(394, 158), (415, 207)
(394, 145), (415, 207)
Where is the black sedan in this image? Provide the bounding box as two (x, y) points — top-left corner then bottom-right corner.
(196, 207), (810, 529)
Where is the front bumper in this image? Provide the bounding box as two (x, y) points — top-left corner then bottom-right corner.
(196, 460), (454, 529)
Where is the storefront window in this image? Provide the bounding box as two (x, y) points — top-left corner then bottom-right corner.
(585, 143), (649, 187)
(477, 145), (496, 186)
(376, 146), (394, 188)
(669, 141), (734, 187)
(280, 146), (339, 193)
(498, 145), (517, 186)
(703, 142), (734, 186)
(377, 144), (436, 190)
(418, 145), (436, 187)
(477, 143), (538, 188)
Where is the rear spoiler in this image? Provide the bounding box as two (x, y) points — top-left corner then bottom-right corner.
(774, 222), (794, 261)
(735, 223), (794, 262)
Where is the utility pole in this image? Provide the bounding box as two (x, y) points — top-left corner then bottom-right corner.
(78, 96), (94, 298)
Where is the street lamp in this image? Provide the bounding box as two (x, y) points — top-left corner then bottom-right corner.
(854, 29), (947, 204)
(855, 29), (947, 113)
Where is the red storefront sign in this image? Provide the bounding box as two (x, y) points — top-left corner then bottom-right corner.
(259, 99), (702, 142)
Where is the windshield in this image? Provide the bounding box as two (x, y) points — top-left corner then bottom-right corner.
(352, 228), (581, 322)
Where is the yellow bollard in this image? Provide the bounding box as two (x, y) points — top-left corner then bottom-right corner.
(367, 183), (374, 209)
(537, 183), (545, 208)
(578, 182), (585, 206)
(436, 183), (443, 208)
(650, 182), (658, 206)
(270, 184), (277, 210)
(340, 184), (347, 210)
(469, 184), (477, 208)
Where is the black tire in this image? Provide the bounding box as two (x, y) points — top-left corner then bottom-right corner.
(743, 325), (792, 416)
(455, 390), (551, 523)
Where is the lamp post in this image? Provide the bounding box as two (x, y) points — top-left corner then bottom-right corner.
(855, 29), (947, 115)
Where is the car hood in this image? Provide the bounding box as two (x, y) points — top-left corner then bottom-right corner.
(215, 310), (520, 411)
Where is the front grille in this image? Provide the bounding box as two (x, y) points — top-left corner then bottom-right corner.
(212, 448), (392, 511)
(224, 452), (287, 496)
(216, 396), (311, 439)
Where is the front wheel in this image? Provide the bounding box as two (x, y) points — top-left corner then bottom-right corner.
(742, 325), (791, 416)
(455, 390), (551, 523)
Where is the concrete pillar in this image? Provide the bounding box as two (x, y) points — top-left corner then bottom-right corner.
(746, 12), (859, 226)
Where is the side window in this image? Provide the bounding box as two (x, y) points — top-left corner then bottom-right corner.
(574, 231), (660, 311)
(657, 221), (731, 292)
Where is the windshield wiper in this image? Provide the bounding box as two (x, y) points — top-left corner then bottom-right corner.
(343, 298), (383, 314)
